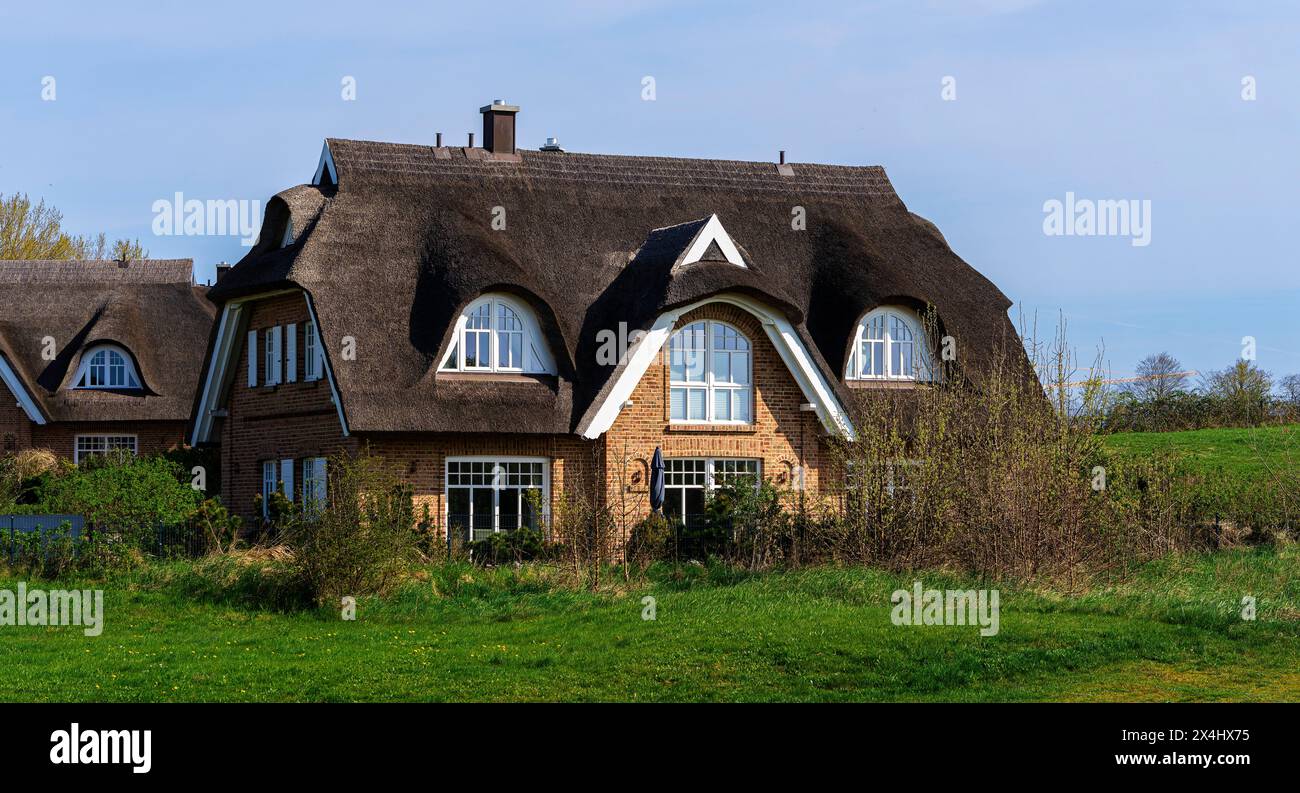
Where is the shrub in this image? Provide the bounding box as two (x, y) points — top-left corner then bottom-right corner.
(626, 513), (674, 565)
(466, 527), (546, 565)
(285, 450), (418, 605)
(39, 451), (202, 547)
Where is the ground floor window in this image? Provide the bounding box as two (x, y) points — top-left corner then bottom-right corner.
(663, 457), (760, 524)
(74, 434), (137, 464)
(446, 457), (548, 541)
(261, 460), (277, 517)
(302, 457), (327, 514)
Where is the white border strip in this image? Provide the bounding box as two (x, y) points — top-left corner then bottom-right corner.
(190, 289), (349, 445)
(0, 355), (46, 425)
(312, 141), (337, 186)
(678, 214), (746, 268)
(580, 293), (855, 440)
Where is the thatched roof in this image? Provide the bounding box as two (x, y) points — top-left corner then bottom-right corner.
(0, 259), (215, 423)
(209, 140), (1020, 435)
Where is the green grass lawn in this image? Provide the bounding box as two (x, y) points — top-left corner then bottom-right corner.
(1, 547), (1296, 702)
(1102, 423), (1299, 480)
(1, 425), (1295, 702)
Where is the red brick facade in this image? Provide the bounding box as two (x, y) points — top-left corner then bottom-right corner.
(603, 303), (831, 516)
(1, 376), (187, 460)
(217, 291), (837, 530)
(220, 293), (356, 519)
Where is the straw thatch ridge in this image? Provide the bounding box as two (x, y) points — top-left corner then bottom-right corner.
(207, 139), (1021, 434)
(0, 259), (215, 422)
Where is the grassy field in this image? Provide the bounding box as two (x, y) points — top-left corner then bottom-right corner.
(1, 425), (1296, 702)
(1103, 423), (1299, 479)
(0, 547), (1296, 702)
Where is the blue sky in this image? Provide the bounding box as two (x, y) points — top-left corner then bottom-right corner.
(2, 0), (1296, 382)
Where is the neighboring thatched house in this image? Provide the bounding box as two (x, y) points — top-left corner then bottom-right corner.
(0, 259), (215, 462)
(191, 100), (1021, 533)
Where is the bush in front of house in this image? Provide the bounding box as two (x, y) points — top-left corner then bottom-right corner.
(284, 450), (419, 605)
(37, 450), (203, 548)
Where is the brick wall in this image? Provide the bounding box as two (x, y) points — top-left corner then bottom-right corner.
(0, 377), (33, 453)
(217, 294), (838, 534)
(2, 372), (185, 460)
(32, 421), (188, 460)
(220, 292), (355, 521)
(603, 302), (832, 519)
(360, 431), (599, 528)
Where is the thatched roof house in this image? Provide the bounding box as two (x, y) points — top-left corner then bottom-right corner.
(0, 259), (214, 460)
(192, 100), (1023, 525)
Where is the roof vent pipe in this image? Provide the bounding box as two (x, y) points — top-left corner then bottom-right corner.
(436, 132), (442, 147)
(468, 132), (475, 148)
(779, 150), (786, 165)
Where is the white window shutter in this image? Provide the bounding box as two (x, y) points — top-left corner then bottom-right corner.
(312, 325), (325, 381)
(247, 330), (258, 387)
(281, 459), (294, 500)
(286, 323), (298, 383)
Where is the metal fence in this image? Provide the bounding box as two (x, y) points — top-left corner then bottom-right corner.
(0, 514), (205, 561)
(1, 514), (85, 563)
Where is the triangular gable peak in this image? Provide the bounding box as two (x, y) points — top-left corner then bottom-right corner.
(675, 214), (747, 269)
(312, 141), (338, 188)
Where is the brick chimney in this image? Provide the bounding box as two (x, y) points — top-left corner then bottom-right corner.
(480, 99), (519, 155)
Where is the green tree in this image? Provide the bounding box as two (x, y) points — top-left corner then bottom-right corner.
(1, 192), (148, 260)
(1203, 360), (1273, 425)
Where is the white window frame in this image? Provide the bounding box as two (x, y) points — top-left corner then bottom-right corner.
(261, 460), (277, 517)
(846, 306), (932, 382)
(301, 457), (327, 513)
(73, 434), (138, 464)
(73, 345), (142, 390)
(662, 457), (761, 518)
(444, 455), (550, 539)
(668, 320), (752, 425)
(263, 325), (283, 386)
(437, 294), (556, 375)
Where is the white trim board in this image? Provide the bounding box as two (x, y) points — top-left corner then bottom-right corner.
(677, 214), (746, 269)
(0, 355), (46, 425)
(190, 289), (349, 445)
(312, 141), (338, 186)
(579, 293), (855, 440)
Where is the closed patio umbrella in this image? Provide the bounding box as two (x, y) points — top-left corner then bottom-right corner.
(649, 446), (665, 515)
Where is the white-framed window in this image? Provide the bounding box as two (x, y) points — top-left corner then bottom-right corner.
(445, 456), (548, 541)
(303, 320), (322, 381)
(662, 457), (760, 522)
(846, 307), (933, 381)
(74, 345), (141, 389)
(668, 320), (752, 423)
(263, 325), (283, 385)
(844, 459), (919, 500)
(438, 294), (556, 374)
(73, 434), (137, 464)
(261, 460), (277, 517)
(302, 457), (327, 513)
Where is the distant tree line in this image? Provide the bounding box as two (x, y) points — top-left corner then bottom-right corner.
(1102, 352), (1300, 433)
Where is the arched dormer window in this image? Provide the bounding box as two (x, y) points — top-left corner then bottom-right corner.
(74, 345), (142, 389)
(846, 306), (934, 381)
(668, 320), (752, 423)
(438, 294), (557, 374)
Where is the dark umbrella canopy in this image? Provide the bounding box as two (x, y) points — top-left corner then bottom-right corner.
(649, 447), (666, 514)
